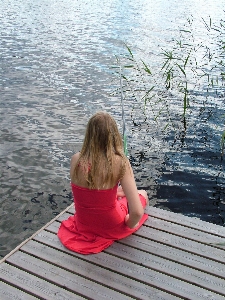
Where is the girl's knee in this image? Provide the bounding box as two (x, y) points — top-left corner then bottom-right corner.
(138, 190), (149, 205)
(139, 189), (147, 198)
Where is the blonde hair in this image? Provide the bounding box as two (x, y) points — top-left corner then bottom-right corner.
(72, 112), (127, 189)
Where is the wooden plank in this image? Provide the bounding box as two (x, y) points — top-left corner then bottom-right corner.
(17, 241), (178, 300)
(145, 207), (225, 237)
(47, 222), (225, 295)
(30, 230), (225, 300)
(68, 206), (74, 214)
(0, 263), (85, 300)
(118, 234), (225, 279)
(6, 251), (133, 300)
(47, 221), (225, 279)
(144, 217), (225, 246)
(57, 212), (73, 222)
(0, 281), (38, 300)
(136, 225), (225, 263)
(106, 241), (225, 296)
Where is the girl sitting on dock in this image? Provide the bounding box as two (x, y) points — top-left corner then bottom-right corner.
(57, 111), (148, 254)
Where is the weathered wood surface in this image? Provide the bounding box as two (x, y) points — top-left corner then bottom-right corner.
(1, 204), (225, 300)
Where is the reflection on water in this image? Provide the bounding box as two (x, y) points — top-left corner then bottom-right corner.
(0, 0), (225, 257)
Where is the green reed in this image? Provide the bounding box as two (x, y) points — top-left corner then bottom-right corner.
(114, 45), (173, 132)
(115, 16), (225, 158)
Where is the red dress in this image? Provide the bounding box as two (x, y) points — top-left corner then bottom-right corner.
(57, 183), (148, 254)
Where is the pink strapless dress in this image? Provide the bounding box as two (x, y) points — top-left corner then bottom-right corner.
(57, 183), (148, 254)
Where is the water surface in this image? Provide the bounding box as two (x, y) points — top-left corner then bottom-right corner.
(0, 0), (225, 258)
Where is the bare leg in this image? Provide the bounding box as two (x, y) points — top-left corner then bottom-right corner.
(138, 189), (149, 206)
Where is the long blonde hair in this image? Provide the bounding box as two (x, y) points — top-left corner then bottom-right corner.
(72, 112), (127, 189)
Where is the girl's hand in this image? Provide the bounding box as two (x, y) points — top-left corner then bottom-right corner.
(124, 214), (129, 223)
(117, 185), (125, 198)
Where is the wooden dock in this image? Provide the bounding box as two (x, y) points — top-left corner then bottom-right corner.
(1, 204), (225, 300)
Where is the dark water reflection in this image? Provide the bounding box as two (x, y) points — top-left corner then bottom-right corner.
(0, 0), (225, 257)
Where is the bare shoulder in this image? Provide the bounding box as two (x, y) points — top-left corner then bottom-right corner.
(70, 152), (80, 180)
(70, 152), (80, 168)
(71, 152), (80, 161)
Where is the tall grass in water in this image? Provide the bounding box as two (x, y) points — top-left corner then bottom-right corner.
(114, 46), (173, 133)
(116, 16), (225, 158)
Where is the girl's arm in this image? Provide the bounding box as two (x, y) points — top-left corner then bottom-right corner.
(120, 160), (144, 228)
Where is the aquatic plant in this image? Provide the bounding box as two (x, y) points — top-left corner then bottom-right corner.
(114, 46), (173, 133)
(222, 130), (225, 158)
(115, 16), (225, 157)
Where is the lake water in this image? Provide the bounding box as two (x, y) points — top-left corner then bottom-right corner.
(0, 0), (225, 258)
